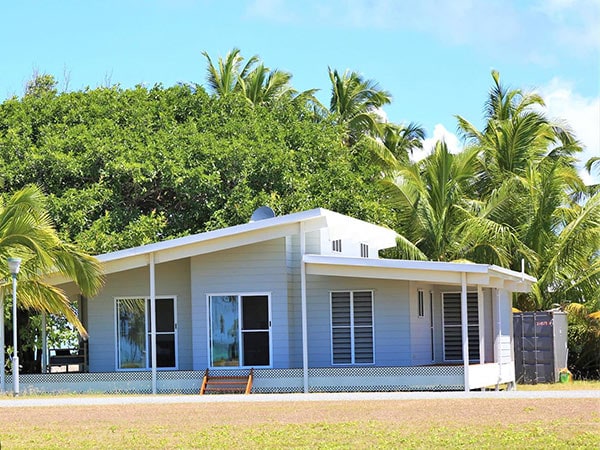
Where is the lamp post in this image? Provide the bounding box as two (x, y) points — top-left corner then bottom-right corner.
(7, 257), (21, 396)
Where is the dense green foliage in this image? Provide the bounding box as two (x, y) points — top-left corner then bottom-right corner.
(0, 52), (597, 377)
(0, 77), (392, 255)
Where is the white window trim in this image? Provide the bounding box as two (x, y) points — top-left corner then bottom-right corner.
(330, 290), (375, 366)
(205, 292), (273, 369)
(114, 295), (179, 372)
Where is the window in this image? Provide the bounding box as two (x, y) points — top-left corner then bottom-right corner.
(442, 292), (479, 361)
(417, 290), (425, 317)
(360, 243), (369, 258)
(331, 291), (374, 364)
(332, 239), (342, 252)
(116, 297), (177, 370)
(208, 294), (271, 367)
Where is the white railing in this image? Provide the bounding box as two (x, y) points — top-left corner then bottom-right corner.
(468, 363), (515, 390)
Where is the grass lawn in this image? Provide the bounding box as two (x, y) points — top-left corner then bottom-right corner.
(0, 397), (598, 449)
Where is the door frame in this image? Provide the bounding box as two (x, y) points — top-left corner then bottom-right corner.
(206, 292), (273, 369)
(114, 295), (178, 371)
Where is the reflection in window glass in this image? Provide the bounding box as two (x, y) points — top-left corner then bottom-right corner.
(210, 296), (239, 366)
(117, 298), (146, 369)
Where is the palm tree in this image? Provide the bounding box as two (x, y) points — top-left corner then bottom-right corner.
(202, 48), (258, 97)
(238, 64), (294, 105)
(0, 186), (103, 371)
(328, 68), (392, 146)
(457, 70), (582, 196)
(455, 71), (597, 311)
(203, 48), (320, 109)
(369, 122), (425, 169)
(382, 122), (425, 162)
(381, 140), (523, 264)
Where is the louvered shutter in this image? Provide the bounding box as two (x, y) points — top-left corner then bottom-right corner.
(443, 292), (480, 361)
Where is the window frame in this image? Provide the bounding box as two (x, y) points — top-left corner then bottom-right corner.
(330, 290), (375, 366)
(114, 295), (178, 372)
(206, 292), (272, 369)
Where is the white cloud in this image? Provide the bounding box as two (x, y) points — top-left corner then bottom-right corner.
(245, 1), (599, 61)
(413, 124), (462, 162)
(534, 0), (600, 55)
(245, 0), (297, 22)
(537, 78), (600, 185)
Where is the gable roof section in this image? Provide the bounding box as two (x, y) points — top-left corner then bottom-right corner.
(304, 255), (536, 292)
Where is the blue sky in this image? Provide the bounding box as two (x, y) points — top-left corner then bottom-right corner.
(2, 0), (599, 183)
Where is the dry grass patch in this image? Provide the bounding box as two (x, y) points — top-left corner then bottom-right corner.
(0, 398), (598, 448)
(516, 380), (600, 391)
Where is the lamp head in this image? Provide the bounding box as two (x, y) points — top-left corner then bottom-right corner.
(7, 257), (22, 276)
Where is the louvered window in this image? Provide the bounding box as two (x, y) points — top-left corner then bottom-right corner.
(331, 291), (374, 365)
(442, 292), (479, 361)
(332, 239), (342, 252)
(360, 243), (369, 258)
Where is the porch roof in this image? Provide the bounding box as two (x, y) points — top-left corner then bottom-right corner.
(304, 254), (536, 292)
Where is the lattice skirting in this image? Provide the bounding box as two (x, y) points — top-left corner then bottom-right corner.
(4, 366), (465, 395)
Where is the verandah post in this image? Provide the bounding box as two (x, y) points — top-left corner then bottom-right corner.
(150, 253), (157, 394)
(461, 272), (470, 392)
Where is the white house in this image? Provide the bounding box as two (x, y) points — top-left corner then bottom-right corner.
(18, 208), (536, 394)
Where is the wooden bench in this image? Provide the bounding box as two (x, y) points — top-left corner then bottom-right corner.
(199, 368), (253, 394)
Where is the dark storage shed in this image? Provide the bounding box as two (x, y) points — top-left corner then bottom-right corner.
(513, 311), (568, 384)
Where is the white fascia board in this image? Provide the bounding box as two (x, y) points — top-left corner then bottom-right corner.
(307, 262), (468, 284)
(304, 255), (488, 274)
(97, 208), (327, 264)
(154, 222), (302, 264)
(304, 255), (488, 285)
(303, 255), (535, 291)
(489, 264), (537, 283)
(487, 265), (537, 293)
(95, 212), (328, 274)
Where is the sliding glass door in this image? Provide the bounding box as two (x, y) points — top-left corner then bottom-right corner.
(116, 297), (177, 370)
(209, 294), (270, 367)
